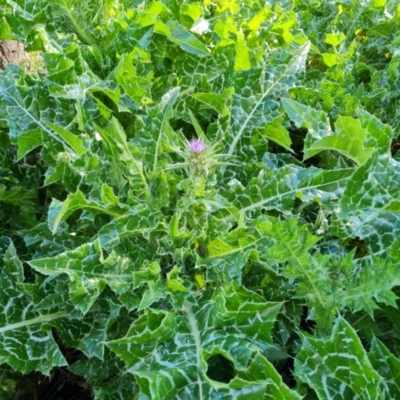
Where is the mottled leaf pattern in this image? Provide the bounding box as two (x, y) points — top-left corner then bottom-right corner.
(0, 243), (67, 374)
(0, 66), (75, 150)
(369, 338), (400, 399)
(28, 240), (165, 314)
(296, 317), (382, 399)
(221, 42), (311, 173)
(107, 283), (300, 399)
(1, 0), (400, 399)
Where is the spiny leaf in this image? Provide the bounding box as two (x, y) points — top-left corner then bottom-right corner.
(28, 240), (165, 313)
(295, 317), (382, 399)
(48, 189), (127, 234)
(166, 20), (209, 56)
(0, 242), (67, 374)
(225, 164), (353, 218)
(221, 41), (311, 174)
(0, 65), (75, 153)
(369, 337), (400, 399)
(282, 98), (391, 164)
(338, 153), (400, 254)
(45, 121), (87, 157)
(106, 282), (294, 399)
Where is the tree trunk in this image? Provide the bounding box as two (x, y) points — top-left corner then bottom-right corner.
(0, 40), (30, 70)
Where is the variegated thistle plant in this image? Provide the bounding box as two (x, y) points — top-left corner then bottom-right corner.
(1, 1), (400, 399)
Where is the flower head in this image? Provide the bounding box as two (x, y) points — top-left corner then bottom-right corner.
(165, 134), (235, 182)
(188, 138), (206, 154)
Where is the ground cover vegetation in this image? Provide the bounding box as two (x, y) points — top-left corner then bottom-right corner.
(1, 0), (400, 398)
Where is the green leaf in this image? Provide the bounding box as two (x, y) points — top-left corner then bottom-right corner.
(369, 337), (400, 399)
(188, 109), (206, 141)
(226, 164), (353, 218)
(328, 116), (374, 164)
(191, 87), (233, 117)
(70, 348), (138, 399)
(166, 20), (209, 56)
(28, 240), (107, 315)
(295, 317), (382, 399)
(47, 0), (96, 46)
(244, 7), (271, 33)
(100, 183), (119, 205)
(181, 3), (203, 25)
(0, 243), (67, 374)
(255, 216), (320, 265)
(95, 117), (151, 202)
(263, 116), (293, 152)
(151, 87), (180, 174)
(136, 1), (166, 27)
(0, 65), (75, 151)
(203, 225), (273, 282)
(282, 98), (389, 164)
(50, 298), (123, 360)
(88, 81), (129, 113)
(16, 129), (42, 160)
(97, 208), (163, 251)
(338, 153), (400, 254)
(235, 33), (251, 71)
(0, 185), (36, 208)
(48, 190), (126, 234)
(45, 121), (87, 157)
(221, 41), (311, 174)
(166, 266), (190, 293)
(325, 32), (346, 46)
(29, 239), (165, 313)
(107, 282), (294, 399)
(113, 50), (153, 105)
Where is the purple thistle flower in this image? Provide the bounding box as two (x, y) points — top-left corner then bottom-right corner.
(188, 138), (206, 154)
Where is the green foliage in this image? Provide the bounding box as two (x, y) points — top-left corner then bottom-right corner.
(1, 0), (400, 399)
(296, 317), (382, 399)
